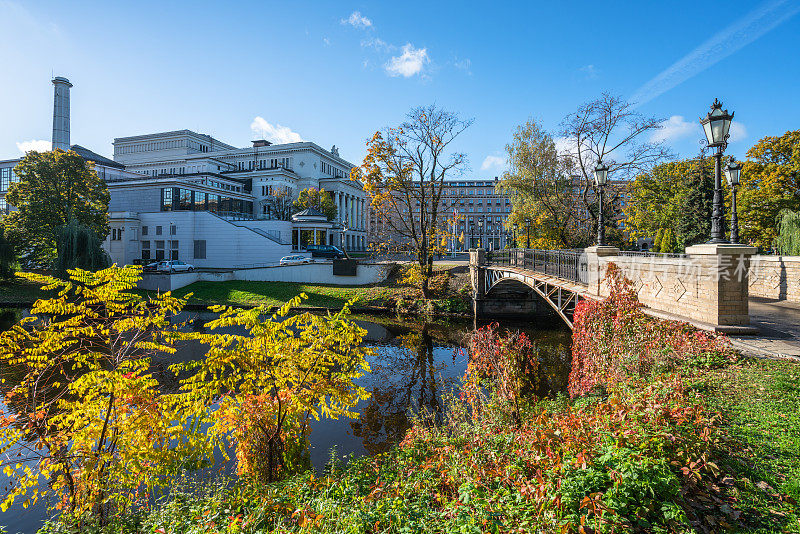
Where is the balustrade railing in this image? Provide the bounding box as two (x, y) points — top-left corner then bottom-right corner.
(486, 248), (588, 284)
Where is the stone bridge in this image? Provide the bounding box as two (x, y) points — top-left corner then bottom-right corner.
(470, 244), (800, 332)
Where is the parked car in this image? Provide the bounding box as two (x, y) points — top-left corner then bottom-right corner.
(306, 245), (347, 259)
(280, 254), (312, 266)
(145, 260), (195, 273)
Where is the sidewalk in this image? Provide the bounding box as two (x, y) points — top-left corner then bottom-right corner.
(730, 297), (800, 360)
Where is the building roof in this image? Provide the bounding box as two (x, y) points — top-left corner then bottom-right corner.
(70, 145), (125, 169)
(293, 207), (326, 218)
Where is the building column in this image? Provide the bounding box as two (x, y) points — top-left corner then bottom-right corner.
(333, 192), (340, 223)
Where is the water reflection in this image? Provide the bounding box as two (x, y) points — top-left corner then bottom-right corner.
(351, 324), (463, 455)
(0, 309), (571, 533)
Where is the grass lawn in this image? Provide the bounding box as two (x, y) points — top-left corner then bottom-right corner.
(705, 357), (800, 531)
(141, 266), (471, 311)
(159, 280), (410, 308)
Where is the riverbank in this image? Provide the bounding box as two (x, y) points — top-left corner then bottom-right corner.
(99, 353), (799, 533)
(138, 264), (474, 314)
(106, 271), (800, 534)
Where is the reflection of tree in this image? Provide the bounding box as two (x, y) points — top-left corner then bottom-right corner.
(351, 324), (456, 455)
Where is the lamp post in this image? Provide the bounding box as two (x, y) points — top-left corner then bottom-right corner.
(341, 216), (349, 257)
(469, 220), (475, 249)
(700, 98), (734, 244)
(513, 223), (519, 248)
(594, 161), (609, 246)
(725, 157), (742, 243)
(525, 218), (531, 249)
(477, 217), (483, 249)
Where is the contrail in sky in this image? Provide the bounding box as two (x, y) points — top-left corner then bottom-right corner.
(630, 0), (800, 106)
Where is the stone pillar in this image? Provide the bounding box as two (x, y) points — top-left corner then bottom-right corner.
(685, 243), (757, 326)
(469, 248), (487, 315)
(584, 245), (620, 296)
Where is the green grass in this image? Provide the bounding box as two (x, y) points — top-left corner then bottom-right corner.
(157, 280), (409, 308)
(705, 357), (800, 532)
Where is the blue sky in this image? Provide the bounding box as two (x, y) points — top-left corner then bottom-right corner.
(1, 0), (799, 175)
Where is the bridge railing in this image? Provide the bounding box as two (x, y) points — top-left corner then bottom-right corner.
(486, 248), (588, 284)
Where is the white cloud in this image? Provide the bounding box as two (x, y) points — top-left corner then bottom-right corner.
(250, 117), (303, 145)
(481, 155), (506, 172)
(729, 121), (747, 142)
(16, 139), (50, 153)
(323, 36), (331, 46)
(579, 64), (598, 79)
(454, 58), (472, 74)
(341, 11), (372, 29)
(384, 44), (429, 78)
(650, 115), (698, 143)
(361, 37), (394, 52)
(631, 0), (800, 106)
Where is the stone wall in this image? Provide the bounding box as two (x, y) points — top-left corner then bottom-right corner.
(749, 255), (800, 303)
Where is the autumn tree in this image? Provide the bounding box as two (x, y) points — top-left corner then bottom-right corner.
(352, 104), (472, 298)
(3, 150), (110, 267)
(292, 187), (338, 221)
(675, 152), (714, 249)
(496, 120), (577, 249)
(0, 266), (209, 523)
(738, 130), (800, 250)
(176, 297), (372, 483)
(558, 93), (671, 246)
(624, 153), (714, 250)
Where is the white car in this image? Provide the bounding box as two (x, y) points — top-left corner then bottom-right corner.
(147, 260), (195, 273)
(280, 255), (312, 266)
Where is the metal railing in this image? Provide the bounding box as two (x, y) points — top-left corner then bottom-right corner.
(618, 250), (687, 259)
(486, 248), (588, 284)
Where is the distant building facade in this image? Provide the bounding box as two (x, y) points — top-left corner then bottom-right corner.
(367, 178), (514, 252)
(1, 76), (368, 269)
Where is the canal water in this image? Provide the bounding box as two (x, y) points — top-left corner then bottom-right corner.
(0, 309), (571, 533)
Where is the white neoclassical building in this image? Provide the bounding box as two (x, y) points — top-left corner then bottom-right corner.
(2, 76), (369, 269)
(104, 131), (368, 268)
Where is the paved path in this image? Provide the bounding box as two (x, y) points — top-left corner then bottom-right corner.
(730, 297), (800, 360)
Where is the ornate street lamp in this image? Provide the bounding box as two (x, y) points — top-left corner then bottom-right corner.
(525, 218), (531, 249)
(469, 220), (475, 249)
(477, 217), (483, 249)
(700, 98), (734, 243)
(594, 161), (609, 246)
(513, 222), (519, 248)
(725, 157), (743, 243)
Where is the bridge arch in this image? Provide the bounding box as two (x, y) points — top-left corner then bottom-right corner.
(480, 267), (589, 328)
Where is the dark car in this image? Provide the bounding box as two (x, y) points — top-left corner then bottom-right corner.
(306, 244), (347, 259)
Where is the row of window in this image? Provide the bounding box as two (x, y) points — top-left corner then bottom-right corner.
(161, 188), (254, 215)
(321, 161), (346, 178)
(0, 168), (19, 192)
(140, 239), (207, 261)
(442, 188), (498, 196)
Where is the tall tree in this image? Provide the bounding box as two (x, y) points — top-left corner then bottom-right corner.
(559, 93), (671, 245)
(352, 104), (472, 298)
(738, 130), (800, 250)
(3, 150), (110, 267)
(624, 155), (714, 251)
(676, 152), (714, 249)
(497, 120), (578, 249)
(0, 227), (15, 280)
(292, 187), (337, 221)
(775, 209), (800, 255)
(54, 219), (110, 277)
